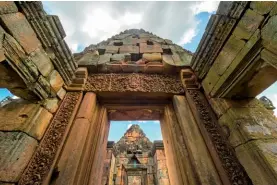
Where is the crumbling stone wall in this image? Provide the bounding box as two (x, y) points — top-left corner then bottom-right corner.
(0, 2), (78, 184)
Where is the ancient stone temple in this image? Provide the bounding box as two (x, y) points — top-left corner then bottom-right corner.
(101, 125), (170, 185)
(1, 1), (277, 185)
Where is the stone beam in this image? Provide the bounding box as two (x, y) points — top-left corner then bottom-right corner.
(196, 1), (277, 98)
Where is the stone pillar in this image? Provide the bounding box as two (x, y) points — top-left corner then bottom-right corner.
(173, 95), (222, 185)
(153, 142), (170, 185)
(51, 92), (97, 185)
(161, 105), (191, 185)
(210, 97), (277, 184)
(89, 107), (109, 185)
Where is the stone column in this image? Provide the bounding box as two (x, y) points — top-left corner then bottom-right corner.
(51, 92), (97, 185)
(210, 97), (277, 185)
(173, 95), (222, 185)
(161, 105), (191, 185)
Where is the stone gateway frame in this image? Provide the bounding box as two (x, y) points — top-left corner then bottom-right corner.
(18, 71), (250, 185)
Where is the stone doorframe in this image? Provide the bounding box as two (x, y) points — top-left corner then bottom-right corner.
(18, 71), (252, 185)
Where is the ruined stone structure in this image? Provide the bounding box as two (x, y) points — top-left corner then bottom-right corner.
(0, 1), (277, 185)
(101, 125), (170, 185)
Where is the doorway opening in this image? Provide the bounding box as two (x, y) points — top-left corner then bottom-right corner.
(102, 120), (170, 185)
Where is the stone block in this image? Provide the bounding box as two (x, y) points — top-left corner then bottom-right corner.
(77, 50), (99, 66)
(270, 4), (277, 16)
(261, 48), (277, 68)
(235, 139), (277, 185)
(262, 15), (277, 54)
(48, 70), (64, 93)
(105, 46), (119, 54)
(219, 105), (277, 147)
(0, 100), (53, 140)
(0, 2), (18, 15)
(139, 43), (163, 53)
(76, 92), (97, 121)
(208, 98), (232, 118)
(250, 1), (276, 15)
(202, 65), (220, 95)
(0, 13), (40, 54)
(111, 53), (130, 62)
(142, 53), (162, 61)
(164, 39), (173, 45)
(119, 45), (139, 54)
(29, 48), (54, 77)
(213, 35), (246, 76)
(233, 9), (264, 40)
(42, 98), (59, 113)
(57, 87), (66, 100)
(0, 131), (38, 182)
(98, 53), (112, 66)
(211, 29), (260, 96)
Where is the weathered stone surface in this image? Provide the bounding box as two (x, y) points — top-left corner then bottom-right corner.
(262, 15), (277, 54)
(105, 46), (119, 54)
(202, 65), (220, 94)
(219, 104), (277, 147)
(0, 2), (18, 15)
(30, 48), (54, 77)
(48, 70), (64, 93)
(42, 98), (59, 113)
(261, 48), (277, 69)
(0, 131), (38, 182)
(233, 9), (264, 40)
(173, 96), (222, 185)
(140, 43), (163, 53)
(57, 87), (66, 100)
(98, 53), (112, 65)
(0, 13), (40, 54)
(77, 50), (99, 66)
(250, 1), (276, 15)
(76, 92), (96, 121)
(0, 100), (53, 140)
(235, 139), (277, 185)
(213, 35), (246, 76)
(142, 53), (162, 61)
(210, 29), (260, 97)
(111, 53), (130, 62)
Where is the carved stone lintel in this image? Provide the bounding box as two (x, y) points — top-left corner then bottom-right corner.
(18, 92), (82, 185)
(85, 73), (184, 94)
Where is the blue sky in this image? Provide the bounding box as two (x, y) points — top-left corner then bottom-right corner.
(108, 121), (162, 142)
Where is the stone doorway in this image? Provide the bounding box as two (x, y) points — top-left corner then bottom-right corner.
(50, 92), (224, 185)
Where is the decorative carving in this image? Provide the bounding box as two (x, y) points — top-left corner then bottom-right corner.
(85, 73), (184, 94)
(19, 92), (82, 185)
(186, 89), (252, 184)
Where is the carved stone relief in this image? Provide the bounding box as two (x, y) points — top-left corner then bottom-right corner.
(85, 73), (184, 94)
(18, 92), (82, 185)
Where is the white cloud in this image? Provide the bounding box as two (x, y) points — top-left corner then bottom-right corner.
(42, 1), (220, 53)
(191, 1), (220, 15)
(127, 124), (133, 129)
(178, 28), (198, 45)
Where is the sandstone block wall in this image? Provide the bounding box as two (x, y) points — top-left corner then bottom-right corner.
(209, 97), (277, 185)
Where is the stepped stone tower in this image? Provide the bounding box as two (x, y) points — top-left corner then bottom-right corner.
(101, 125), (170, 185)
(72, 29), (193, 76)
